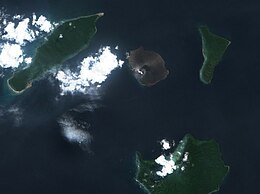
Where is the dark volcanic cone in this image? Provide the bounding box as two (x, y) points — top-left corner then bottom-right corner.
(127, 47), (169, 86)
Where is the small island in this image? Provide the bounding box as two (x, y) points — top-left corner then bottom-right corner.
(7, 13), (104, 93)
(127, 47), (169, 86)
(135, 134), (229, 194)
(199, 26), (231, 84)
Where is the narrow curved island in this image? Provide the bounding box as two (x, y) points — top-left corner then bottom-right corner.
(135, 134), (229, 194)
(199, 26), (231, 84)
(7, 13), (104, 93)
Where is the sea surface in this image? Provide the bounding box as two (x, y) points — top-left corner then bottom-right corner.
(0, 0), (260, 193)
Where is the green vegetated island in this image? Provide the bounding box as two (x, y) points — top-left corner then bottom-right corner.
(136, 134), (229, 194)
(199, 26), (231, 84)
(7, 13), (104, 93)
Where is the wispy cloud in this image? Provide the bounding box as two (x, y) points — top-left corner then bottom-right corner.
(0, 105), (24, 127)
(58, 115), (92, 151)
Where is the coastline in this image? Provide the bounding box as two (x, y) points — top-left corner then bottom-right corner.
(7, 76), (32, 95)
(6, 12), (104, 94)
(59, 12), (104, 25)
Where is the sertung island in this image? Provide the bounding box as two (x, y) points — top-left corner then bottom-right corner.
(199, 26), (231, 84)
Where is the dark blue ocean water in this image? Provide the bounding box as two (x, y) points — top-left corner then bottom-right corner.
(0, 0), (260, 193)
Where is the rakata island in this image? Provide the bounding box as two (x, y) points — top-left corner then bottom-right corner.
(136, 134), (229, 194)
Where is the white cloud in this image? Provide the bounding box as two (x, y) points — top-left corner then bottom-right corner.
(155, 154), (177, 177)
(2, 18), (35, 45)
(0, 43), (24, 68)
(3, 13), (56, 44)
(58, 115), (92, 150)
(155, 139), (189, 177)
(33, 15), (54, 33)
(13, 14), (22, 20)
(183, 152), (189, 162)
(24, 57), (32, 64)
(0, 11), (56, 69)
(70, 102), (101, 113)
(2, 105), (24, 127)
(7, 105), (23, 125)
(2, 19), (7, 25)
(32, 13), (37, 25)
(160, 139), (171, 150)
(56, 46), (124, 95)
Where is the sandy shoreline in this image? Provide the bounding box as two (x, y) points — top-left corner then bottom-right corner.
(7, 77), (32, 95)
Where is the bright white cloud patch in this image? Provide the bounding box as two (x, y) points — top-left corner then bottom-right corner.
(13, 14), (22, 20)
(156, 139), (177, 177)
(0, 43), (24, 68)
(155, 154), (177, 177)
(155, 139), (190, 177)
(24, 57), (32, 64)
(56, 46), (124, 95)
(0, 10), (56, 69)
(58, 115), (92, 150)
(183, 152), (189, 162)
(32, 14), (54, 33)
(160, 139), (171, 150)
(2, 18), (35, 45)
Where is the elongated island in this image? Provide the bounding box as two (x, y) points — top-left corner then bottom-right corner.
(199, 26), (231, 84)
(7, 13), (104, 93)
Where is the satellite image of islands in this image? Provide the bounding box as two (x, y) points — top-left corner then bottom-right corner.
(135, 135), (229, 194)
(127, 47), (169, 86)
(0, 1), (259, 194)
(7, 13), (103, 93)
(199, 26), (231, 84)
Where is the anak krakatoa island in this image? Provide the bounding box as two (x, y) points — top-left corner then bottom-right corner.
(127, 47), (169, 86)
